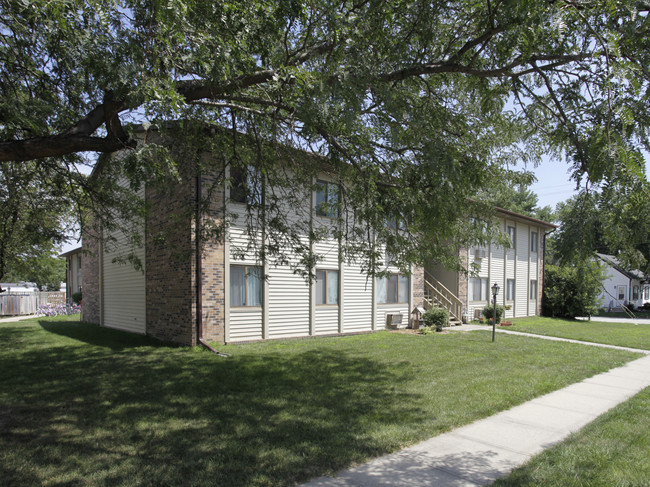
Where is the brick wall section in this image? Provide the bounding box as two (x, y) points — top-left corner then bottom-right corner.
(457, 249), (469, 309)
(197, 174), (226, 344)
(145, 180), (196, 346)
(81, 228), (101, 325)
(412, 265), (425, 306)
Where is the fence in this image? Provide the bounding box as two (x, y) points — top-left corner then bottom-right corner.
(0, 292), (67, 316)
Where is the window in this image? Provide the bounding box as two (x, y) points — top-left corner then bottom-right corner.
(315, 180), (340, 218)
(471, 277), (489, 301)
(618, 286), (626, 301)
(230, 265), (262, 307)
(316, 270), (339, 305)
(531, 232), (538, 252)
(633, 286), (639, 301)
(230, 166), (262, 204)
(507, 225), (516, 248)
(506, 279), (515, 301)
(644, 286), (649, 301)
(529, 280), (538, 300)
(377, 274), (409, 304)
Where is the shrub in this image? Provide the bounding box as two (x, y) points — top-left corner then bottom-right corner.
(71, 292), (82, 305)
(482, 304), (504, 323)
(642, 303), (650, 311)
(422, 307), (449, 331)
(542, 262), (605, 319)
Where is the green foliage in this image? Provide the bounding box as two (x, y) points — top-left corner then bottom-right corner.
(423, 307), (449, 330)
(542, 263), (605, 319)
(4, 253), (66, 291)
(71, 292), (83, 305)
(482, 304), (505, 323)
(1, 1), (650, 277)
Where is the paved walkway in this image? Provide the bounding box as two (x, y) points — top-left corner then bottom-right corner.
(0, 314), (39, 323)
(303, 329), (650, 486)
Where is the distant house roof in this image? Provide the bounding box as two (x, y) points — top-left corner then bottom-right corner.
(596, 253), (646, 281)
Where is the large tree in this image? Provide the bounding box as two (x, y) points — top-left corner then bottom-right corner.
(1, 0), (649, 275)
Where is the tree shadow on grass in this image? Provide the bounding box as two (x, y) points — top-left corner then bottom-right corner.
(1, 329), (425, 487)
(38, 320), (178, 350)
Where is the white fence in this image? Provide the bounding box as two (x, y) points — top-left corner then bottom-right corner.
(0, 292), (66, 316)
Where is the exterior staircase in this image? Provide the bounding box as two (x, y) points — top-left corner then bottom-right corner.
(423, 270), (463, 326)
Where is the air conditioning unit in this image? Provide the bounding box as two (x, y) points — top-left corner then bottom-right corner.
(385, 313), (403, 329)
(474, 249), (487, 259)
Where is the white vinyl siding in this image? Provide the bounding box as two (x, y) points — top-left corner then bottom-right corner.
(515, 222), (529, 317)
(314, 306), (339, 335)
(229, 309), (263, 342)
(102, 183), (146, 334)
(344, 263), (374, 332)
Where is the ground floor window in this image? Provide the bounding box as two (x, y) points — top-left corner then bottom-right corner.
(529, 280), (538, 300)
(618, 285), (626, 301)
(633, 285), (639, 301)
(506, 279), (515, 301)
(645, 286), (650, 301)
(470, 277), (489, 301)
(377, 274), (409, 304)
(230, 265), (262, 307)
(316, 269), (339, 305)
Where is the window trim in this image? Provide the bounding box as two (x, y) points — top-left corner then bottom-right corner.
(316, 269), (339, 306)
(377, 273), (410, 304)
(506, 279), (515, 301)
(315, 179), (340, 218)
(230, 265), (263, 308)
(470, 277), (489, 301)
(529, 279), (538, 300)
(230, 166), (262, 205)
(530, 231), (538, 253)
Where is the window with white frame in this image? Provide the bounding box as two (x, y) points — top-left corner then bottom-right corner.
(644, 286), (649, 301)
(377, 274), (409, 304)
(506, 279), (515, 301)
(531, 231), (538, 252)
(618, 286), (626, 301)
(529, 280), (538, 300)
(230, 166), (262, 205)
(230, 265), (262, 307)
(316, 269), (339, 305)
(315, 180), (340, 218)
(471, 277), (489, 301)
(633, 285), (639, 301)
(507, 225), (516, 248)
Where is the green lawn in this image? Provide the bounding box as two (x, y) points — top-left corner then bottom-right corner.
(503, 316), (650, 350)
(493, 386), (650, 487)
(0, 317), (641, 486)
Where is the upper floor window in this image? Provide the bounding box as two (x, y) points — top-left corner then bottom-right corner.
(316, 269), (339, 305)
(507, 225), (516, 248)
(377, 274), (409, 304)
(531, 231), (538, 252)
(315, 180), (340, 218)
(230, 265), (262, 307)
(230, 166), (262, 205)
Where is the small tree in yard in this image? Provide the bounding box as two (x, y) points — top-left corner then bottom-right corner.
(542, 262), (605, 319)
(423, 307), (449, 332)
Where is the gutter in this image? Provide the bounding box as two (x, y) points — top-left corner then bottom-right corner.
(196, 174), (229, 357)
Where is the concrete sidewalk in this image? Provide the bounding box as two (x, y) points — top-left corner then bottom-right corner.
(0, 314), (39, 323)
(303, 335), (650, 486)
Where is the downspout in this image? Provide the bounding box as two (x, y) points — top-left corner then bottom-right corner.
(196, 174), (229, 357)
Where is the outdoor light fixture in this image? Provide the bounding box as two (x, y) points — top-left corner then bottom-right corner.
(491, 282), (500, 342)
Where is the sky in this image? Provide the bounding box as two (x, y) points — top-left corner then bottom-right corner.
(529, 156), (578, 210)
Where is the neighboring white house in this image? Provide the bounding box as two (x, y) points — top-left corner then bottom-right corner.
(596, 253), (649, 310)
(0, 282), (39, 293)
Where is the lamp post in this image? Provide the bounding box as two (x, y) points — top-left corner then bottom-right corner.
(491, 282), (500, 342)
